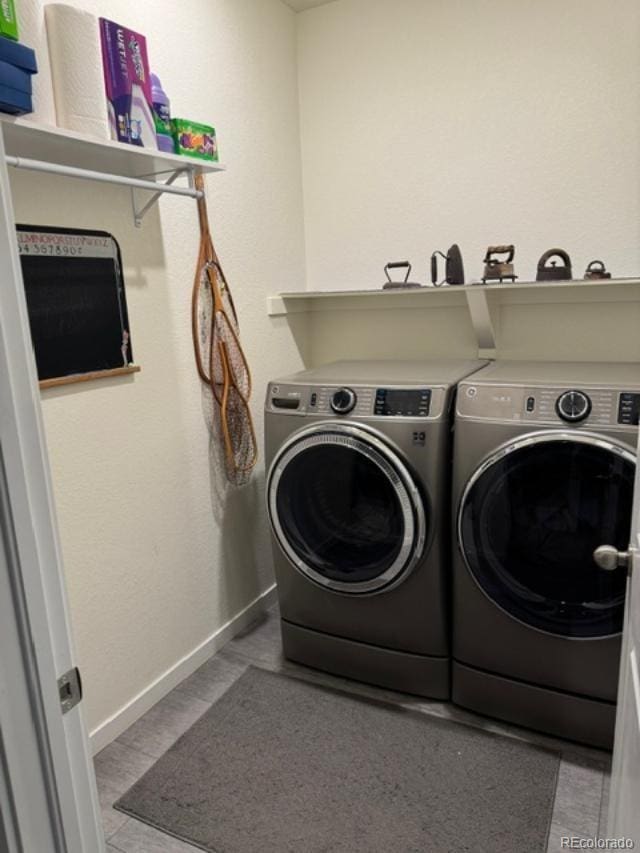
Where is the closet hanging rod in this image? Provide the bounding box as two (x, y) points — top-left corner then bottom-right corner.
(5, 155), (203, 198)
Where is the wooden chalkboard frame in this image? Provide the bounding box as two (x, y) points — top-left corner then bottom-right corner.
(16, 225), (139, 389)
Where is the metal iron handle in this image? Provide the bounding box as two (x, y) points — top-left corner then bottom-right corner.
(384, 261), (411, 283)
(593, 544), (630, 572)
(484, 244), (514, 262)
(539, 248), (571, 268)
(430, 251), (447, 287)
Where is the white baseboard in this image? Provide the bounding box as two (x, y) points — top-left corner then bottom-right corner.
(89, 583), (278, 754)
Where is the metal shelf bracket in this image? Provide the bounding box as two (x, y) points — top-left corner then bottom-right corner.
(5, 155), (204, 227)
(131, 168), (200, 227)
(464, 288), (497, 357)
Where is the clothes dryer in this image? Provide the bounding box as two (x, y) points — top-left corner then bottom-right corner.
(452, 361), (639, 747)
(265, 359), (486, 698)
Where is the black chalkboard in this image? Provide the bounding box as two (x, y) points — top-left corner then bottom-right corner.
(17, 225), (133, 382)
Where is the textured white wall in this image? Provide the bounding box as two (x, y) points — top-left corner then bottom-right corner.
(297, 0), (640, 291)
(11, 0), (307, 734)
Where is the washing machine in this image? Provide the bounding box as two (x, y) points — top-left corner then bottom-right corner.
(265, 359), (486, 699)
(452, 360), (640, 748)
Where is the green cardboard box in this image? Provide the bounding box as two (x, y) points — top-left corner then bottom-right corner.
(0, 0), (18, 41)
(171, 119), (218, 161)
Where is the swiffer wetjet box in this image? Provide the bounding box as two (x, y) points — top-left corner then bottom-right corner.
(99, 18), (157, 149)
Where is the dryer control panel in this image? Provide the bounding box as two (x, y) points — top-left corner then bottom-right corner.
(457, 382), (640, 429)
(266, 383), (446, 420)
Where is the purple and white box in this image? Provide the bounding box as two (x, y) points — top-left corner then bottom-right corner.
(99, 18), (158, 149)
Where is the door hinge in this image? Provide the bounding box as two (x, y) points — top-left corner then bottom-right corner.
(58, 667), (82, 714)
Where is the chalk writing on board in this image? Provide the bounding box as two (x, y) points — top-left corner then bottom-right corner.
(17, 225), (134, 383)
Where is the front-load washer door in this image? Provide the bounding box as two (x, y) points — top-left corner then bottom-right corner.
(267, 423), (427, 595)
(458, 431), (635, 638)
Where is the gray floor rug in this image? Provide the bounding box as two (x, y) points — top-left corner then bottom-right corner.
(115, 666), (560, 853)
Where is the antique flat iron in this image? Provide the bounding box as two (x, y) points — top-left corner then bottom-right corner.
(430, 244), (465, 286)
(536, 248), (572, 281)
(382, 261), (423, 289)
(482, 245), (517, 283)
(584, 260), (611, 280)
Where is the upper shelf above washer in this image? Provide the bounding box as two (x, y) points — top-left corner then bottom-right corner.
(268, 278), (640, 359)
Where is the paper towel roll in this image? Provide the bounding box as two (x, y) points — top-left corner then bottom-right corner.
(44, 4), (109, 139)
(17, 0), (57, 125)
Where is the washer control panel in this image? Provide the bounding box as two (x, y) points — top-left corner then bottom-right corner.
(266, 383), (445, 419)
(374, 388), (431, 417)
(458, 382), (640, 429)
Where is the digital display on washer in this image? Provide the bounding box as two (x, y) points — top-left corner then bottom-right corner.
(618, 392), (640, 426)
(374, 388), (431, 417)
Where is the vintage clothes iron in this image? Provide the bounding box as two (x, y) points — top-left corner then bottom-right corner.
(382, 261), (423, 289)
(482, 245), (517, 283)
(430, 244), (465, 286)
(536, 249), (572, 281)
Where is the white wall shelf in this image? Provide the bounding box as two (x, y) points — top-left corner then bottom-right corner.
(268, 278), (640, 360)
(0, 117), (225, 226)
(269, 277), (640, 312)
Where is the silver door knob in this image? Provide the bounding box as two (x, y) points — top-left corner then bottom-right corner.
(593, 544), (630, 572)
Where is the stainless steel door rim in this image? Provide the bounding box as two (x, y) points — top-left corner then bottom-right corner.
(457, 429), (636, 639)
(267, 422), (427, 594)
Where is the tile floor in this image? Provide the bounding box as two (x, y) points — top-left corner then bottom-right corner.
(97, 604), (611, 853)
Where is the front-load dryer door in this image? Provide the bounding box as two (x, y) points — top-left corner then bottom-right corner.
(458, 432), (635, 638)
(267, 423), (427, 594)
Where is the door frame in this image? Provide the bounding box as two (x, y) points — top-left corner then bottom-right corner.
(607, 422), (640, 841)
(0, 127), (104, 850)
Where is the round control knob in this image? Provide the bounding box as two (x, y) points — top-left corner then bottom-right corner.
(555, 390), (592, 423)
(331, 387), (357, 415)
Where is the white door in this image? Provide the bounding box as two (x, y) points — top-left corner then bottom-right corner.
(605, 424), (640, 844)
(0, 128), (104, 850)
